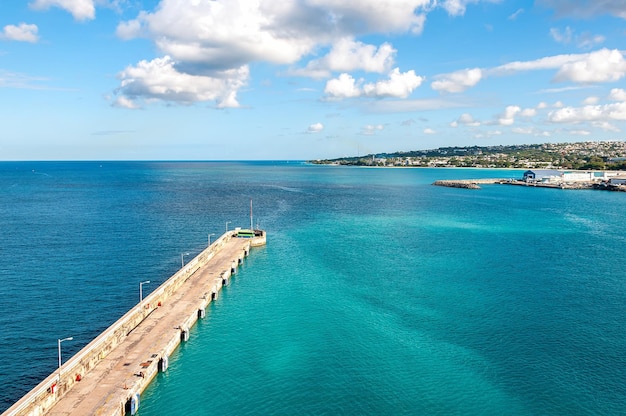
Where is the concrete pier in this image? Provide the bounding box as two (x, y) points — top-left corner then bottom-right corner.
(3, 230), (266, 416)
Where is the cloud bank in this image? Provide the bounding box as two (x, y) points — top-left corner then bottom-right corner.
(112, 0), (491, 107)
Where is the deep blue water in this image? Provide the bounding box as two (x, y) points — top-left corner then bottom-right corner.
(1, 162), (625, 415)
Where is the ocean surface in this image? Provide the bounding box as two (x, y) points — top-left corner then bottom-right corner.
(1, 161), (625, 415)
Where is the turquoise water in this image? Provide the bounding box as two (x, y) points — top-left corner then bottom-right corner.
(1, 162), (625, 415)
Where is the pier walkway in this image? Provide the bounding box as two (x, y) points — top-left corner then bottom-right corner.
(4, 230), (265, 416)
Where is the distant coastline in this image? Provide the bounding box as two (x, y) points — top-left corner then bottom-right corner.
(310, 141), (626, 171)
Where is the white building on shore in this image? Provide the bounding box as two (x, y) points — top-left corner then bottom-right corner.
(523, 169), (616, 183)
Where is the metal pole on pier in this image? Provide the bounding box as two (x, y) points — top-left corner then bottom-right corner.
(250, 198), (253, 230)
(58, 337), (73, 385)
(140, 280), (150, 302)
(181, 252), (190, 267)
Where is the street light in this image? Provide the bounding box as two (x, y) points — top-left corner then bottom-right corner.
(58, 337), (73, 385)
(208, 233), (216, 247)
(139, 280), (150, 302)
(181, 252), (190, 267)
(225, 221), (231, 232)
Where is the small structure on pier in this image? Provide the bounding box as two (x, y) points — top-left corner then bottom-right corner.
(235, 228), (267, 247)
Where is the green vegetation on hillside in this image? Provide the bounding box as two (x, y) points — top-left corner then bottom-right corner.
(310, 141), (626, 170)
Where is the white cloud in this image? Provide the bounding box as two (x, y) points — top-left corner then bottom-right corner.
(361, 124), (384, 135)
(549, 26), (573, 44)
(548, 102), (626, 123)
(116, 19), (141, 40)
(554, 49), (626, 83)
(439, 0), (500, 17)
(553, 28), (606, 50)
(451, 113), (480, 127)
(1, 23), (39, 43)
(520, 108), (537, 117)
(487, 49), (626, 84)
(489, 49), (626, 83)
(609, 88), (626, 101)
(508, 8), (524, 20)
(113, 95), (141, 109)
(553, 101), (564, 108)
(568, 129), (591, 136)
(537, 0), (626, 20)
(511, 127), (552, 136)
(117, 1), (316, 71)
(114, 56), (249, 108)
(491, 53), (581, 74)
(308, 0), (430, 34)
(498, 105), (521, 125)
(307, 122), (324, 133)
(537, 102), (548, 109)
(363, 68), (423, 98)
(114, 0), (623, 109)
(431, 68), (482, 93)
(592, 121), (621, 132)
(576, 32), (605, 49)
(511, 127), (533, 134)
(30, 0), (95, 21)
(292, 38), (396, 78)
(363, 97), (471, 113)
(474, 129), (503, 139)
(539, 85), (593, 94)
(324, 68), (423, 100)
(0, 69), (51, 89)
(583, 96), (600, 105)
(324, 73), (362, 99)
(117, 0), (433, 71)
(114, 0), (444, 107)
(423, 128), (436, 134)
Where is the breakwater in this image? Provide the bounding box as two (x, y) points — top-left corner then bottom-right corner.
(3, 229), (266, 416)
(434, 178), (626, 191)
(432, 179), (507, 189)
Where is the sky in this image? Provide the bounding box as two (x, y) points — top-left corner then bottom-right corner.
(1, 0), (626, 160)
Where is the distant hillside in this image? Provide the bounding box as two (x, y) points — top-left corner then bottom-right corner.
(310, 141), (626, 170)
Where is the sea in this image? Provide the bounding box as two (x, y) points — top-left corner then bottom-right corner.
(0, 161), (625, 415)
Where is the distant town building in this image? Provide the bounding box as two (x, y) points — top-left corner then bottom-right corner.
(523, 169), (562, 182)
(523, 169), (610, 183)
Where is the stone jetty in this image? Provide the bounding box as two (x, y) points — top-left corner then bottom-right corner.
(432, 178), (507, 189)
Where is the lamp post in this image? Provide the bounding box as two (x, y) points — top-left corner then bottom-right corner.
(181, 252), (190, 267)
(208, 233), (215, 247)
(225, 221), (231, 232)
(140, 280), (150, 302)
(58, 336), (73, 385)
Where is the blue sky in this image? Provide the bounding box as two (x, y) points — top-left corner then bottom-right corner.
(1, 0), (626, 160)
